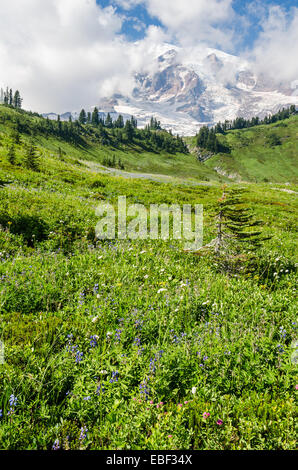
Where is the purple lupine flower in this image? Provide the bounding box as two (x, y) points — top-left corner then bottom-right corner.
(52, 439), (60, 450)
(89, 335), (98, 348)
(79, 426), (88, 441)
(75, 351), (84, 363)
(96, 383), (105, 395)
(140, 379), (150, 400)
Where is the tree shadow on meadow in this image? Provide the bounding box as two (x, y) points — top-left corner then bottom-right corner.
(0, 213), (49, 247)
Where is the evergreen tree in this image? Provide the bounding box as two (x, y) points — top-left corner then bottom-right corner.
(11, 129), (20, 145)
(79, 109), (87, 125)
(131, 115), (137, 128)
(105, 113), (113, 129)
(124, 119), (134, 142)
(196, 126), (209, 148)
(114, 114), (124, 128)
(4, 87), (9, 105)
(9, 88), (13, 106)
(213, 188), (270, 256)
(7, 144), (16, 165)
(13, 90), (22, 109)
(24, 142), (40, 171)
(91, 107), (99, 126)
(290, 105), (296, 115)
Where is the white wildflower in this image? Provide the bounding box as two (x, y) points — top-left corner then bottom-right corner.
(157, 288), (167, 294)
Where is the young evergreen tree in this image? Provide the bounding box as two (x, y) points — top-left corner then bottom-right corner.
(114, 114), (124, 128)
(79, 109), (87, 125)
(213, 188), (269, 256)
(11, 129), (20, 145)
(4, 87), (9, 105)
(7, 144), (16, 165)
(91, 107), (99, 126)
(105, 113), (113, 128)
(24, 142), (40, 171)
(9, 88), (13, 106)
(124, 120), (134, 142)
(13, 90), (22, 109)
(57, 115), (62, 135)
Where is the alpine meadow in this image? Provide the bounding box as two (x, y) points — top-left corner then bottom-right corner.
(0, 0), (297, 454)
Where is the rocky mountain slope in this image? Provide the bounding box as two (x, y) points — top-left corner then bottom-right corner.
(44, 43), (298, 136)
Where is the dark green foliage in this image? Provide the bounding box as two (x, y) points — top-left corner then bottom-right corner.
(13, 90), (23, 109)
(124, 119), (134, 142)
(91, 107), (99, 126)
(266, 133), (282, 147)
(79, 109), (87, 125)
(7, 144), (16, 165)
(114, 114), (124, 128)
(146, 117), (162, 131)
(105, 113), (113, 129)
(24, 141), (40, 171)
(214, 187), (270, 255)
(0, 102), (188, 155)
(196, 126), (230, 154)
(220, 105), (297, 132)
(102, 155), (124, 169)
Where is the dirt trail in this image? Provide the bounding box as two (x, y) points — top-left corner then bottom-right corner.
(273, 188), (298, 195)
(80, 160), (213, 187)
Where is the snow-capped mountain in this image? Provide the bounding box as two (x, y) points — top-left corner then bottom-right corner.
(44, 43), (298, 136)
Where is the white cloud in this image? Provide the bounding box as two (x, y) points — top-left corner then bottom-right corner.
(146, 0), (235, 48)
(113, 0), (143, 9)
(0, 0), (134, 112)
(1, 0), (297, 114)
(114, 0), (237, 49)
(249, 6), (298, 84)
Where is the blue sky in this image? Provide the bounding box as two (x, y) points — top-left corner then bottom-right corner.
(97, 0), (298, 52)
(1, 0), (297, 112)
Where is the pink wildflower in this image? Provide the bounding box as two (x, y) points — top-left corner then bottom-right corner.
(217, 419), (223, 426)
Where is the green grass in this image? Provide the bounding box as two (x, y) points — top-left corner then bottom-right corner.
(187, 115), (298, 183)
(0, 105), (297, 450)
(0, 105), (222, 183)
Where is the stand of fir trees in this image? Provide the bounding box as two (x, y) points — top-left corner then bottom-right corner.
(195, 105), (297, 155)
(0, 87), (23, 109)
(1, 93), (188, 155)
(196, 126), (231, 154)
(210, 105), (297, 134)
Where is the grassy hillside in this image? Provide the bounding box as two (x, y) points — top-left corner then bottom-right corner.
(0, 105), (222, 183)
(0, 101), (297, 450)
(187, 115), (298, 183)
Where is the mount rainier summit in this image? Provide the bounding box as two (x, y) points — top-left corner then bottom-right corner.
(45, 43), (298, 136)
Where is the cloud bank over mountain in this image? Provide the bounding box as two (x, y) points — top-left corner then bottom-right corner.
(0, 0), (297, 116)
